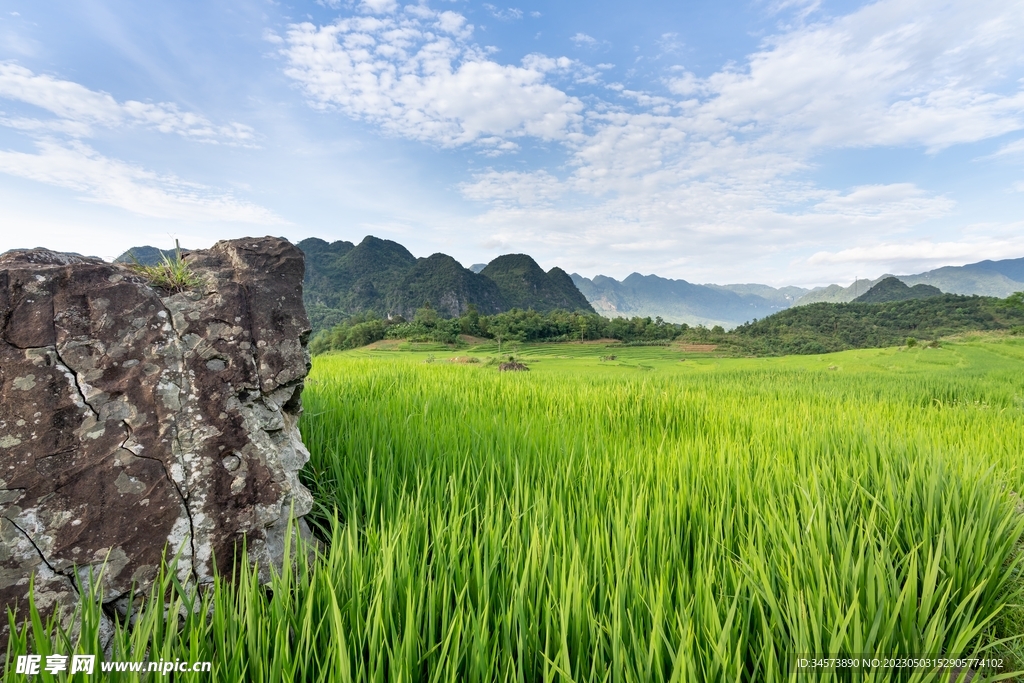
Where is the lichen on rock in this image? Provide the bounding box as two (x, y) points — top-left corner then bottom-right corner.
(0, 237), (314, 650)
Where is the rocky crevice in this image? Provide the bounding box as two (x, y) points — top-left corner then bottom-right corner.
(120, 420), (198, 584)
(7, 517), (68, 587)
(51, 346), (101, 420)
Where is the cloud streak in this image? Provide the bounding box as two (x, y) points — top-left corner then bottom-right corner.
(0, 140), (283, 224)
(0, 63), (279, 224)
(807, 235), (1024, 270)
(0, 62), (256, 144)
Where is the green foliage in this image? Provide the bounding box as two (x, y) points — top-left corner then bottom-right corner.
(7, 342), (1024, 679)
(385, 318), (461, 344)
(459, 303), (483, 336)
(731, 294), (1024, 356)
(906, 336), (918, 347)
(480, 255), (594, 313)
(299, 348), (1024, 680)
(305, 303), (349, 336)
(412, 302), (438, 327)
(296, 236), (416, 325)
(311, 292), (1024, 358)
(308, 311), (391, 353)
(853, 276), (943, 303)
(126, 240), (202, 293)
(1005, 291), (1024, 310)
(311, 308), (687, 353)
(393, 253), (505, 318)
(297, 238), (595, 336)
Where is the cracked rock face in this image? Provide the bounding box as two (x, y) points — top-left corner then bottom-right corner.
(0, 237), (314, 649)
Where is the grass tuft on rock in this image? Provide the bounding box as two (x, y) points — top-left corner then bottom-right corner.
(126, 240), (203, 293)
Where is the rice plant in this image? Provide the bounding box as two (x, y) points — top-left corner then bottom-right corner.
(5, 342), (1024, 681)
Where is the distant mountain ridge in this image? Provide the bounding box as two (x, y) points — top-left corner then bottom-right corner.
(790, 276), (888, 306)
(115, 240), (1024, 332)
(296, 236), (594, 332)
(853, 277), (942, 303)
(482, 255), (591, 313)
(571, 272), (799, 329)
(794, 257), (1024, 305)
(575, 256), (1024, 328)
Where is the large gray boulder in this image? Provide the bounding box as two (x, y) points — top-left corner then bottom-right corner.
(0, 237), (313, 648)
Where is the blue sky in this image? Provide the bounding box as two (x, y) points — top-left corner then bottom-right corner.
(1, 0), (1023, 287)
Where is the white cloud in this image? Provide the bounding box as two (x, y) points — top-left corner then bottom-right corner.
(765, 0), (821, 23)
(360, 0), (398, 15)
(570, 33), (597, 47)
(0, 140), (283, 224)
(693, 0), (1024, 152)
(990, 137), (1024, 158)
(665, 69), (703, 96)
(520, 54), (572, 73)
(281, 15), (583, 147)
(811, 184), (953, 219)
(657, 33), (682, 54)
(483, 5), (523, 21)
(460, 170), (564, 206)
(436, 10), (470, 37)
(0, 62), (256, 144)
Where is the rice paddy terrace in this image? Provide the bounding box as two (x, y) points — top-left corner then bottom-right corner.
(6, 335), (1024, 681)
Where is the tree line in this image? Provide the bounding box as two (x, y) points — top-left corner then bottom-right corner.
(309, 292), (1024, 356)
(309, 304), (693, 354)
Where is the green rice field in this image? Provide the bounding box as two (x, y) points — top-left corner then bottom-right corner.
(6, 335), (1024, 681)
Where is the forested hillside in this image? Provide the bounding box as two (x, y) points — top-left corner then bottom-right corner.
(481, 254), (592, 312)
(729, 294), (1024, 355)
(297, 237), (595, 332)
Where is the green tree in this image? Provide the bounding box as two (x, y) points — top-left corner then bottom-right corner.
(414, 301), (439, 328)
(460, 304), (482, 336)
(490, 317), (512, 354)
